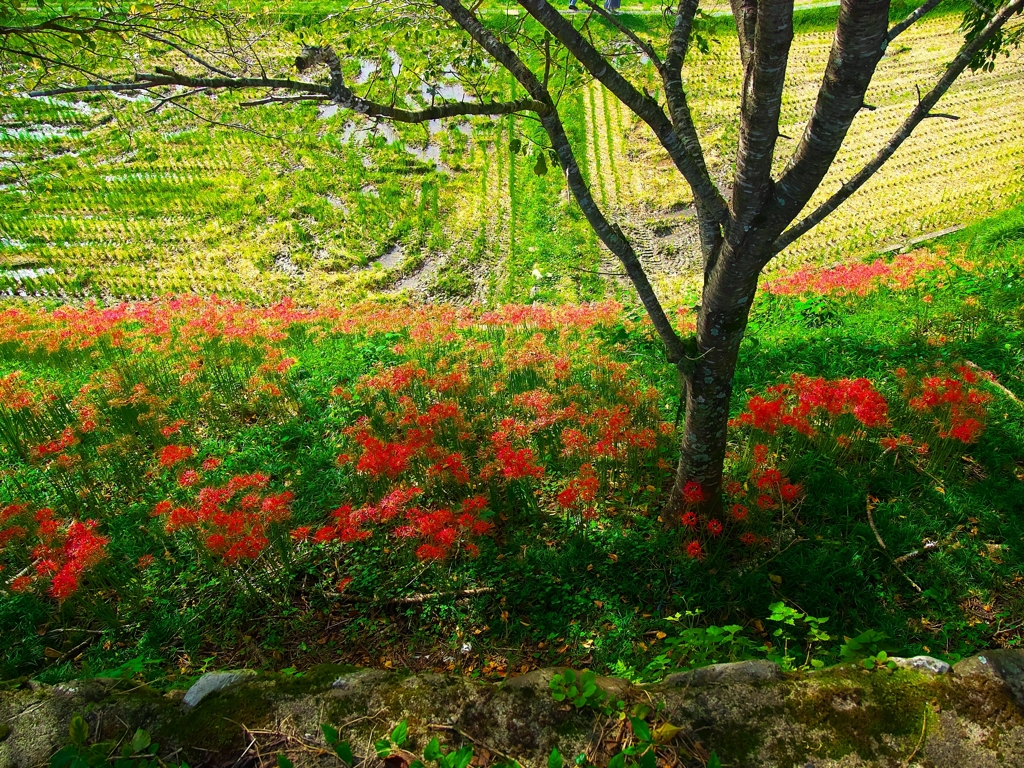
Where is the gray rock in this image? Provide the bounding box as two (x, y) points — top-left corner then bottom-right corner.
(892, 655), (951, 675)
(182, 670), (256, 708)
(658, 659), (783, 688)
(953, 649), (1024, 708)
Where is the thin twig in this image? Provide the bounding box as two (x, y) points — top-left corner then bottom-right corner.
(899, 704), (929, 768)
(868, 497), (923, 593)
(335, 587), (495, 605)
(866, 497), (888, 551)
(965, 360), (1024, 408)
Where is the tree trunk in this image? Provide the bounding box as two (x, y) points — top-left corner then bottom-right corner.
(665, 244), (764, 519)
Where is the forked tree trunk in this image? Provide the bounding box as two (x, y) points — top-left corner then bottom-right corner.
(665, 244), (765, 519)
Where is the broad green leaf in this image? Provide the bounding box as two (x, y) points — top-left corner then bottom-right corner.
(322, 724), (339, 745)
(548, 747), (563, 768)
(424, 737), (442, 762)
(708, 752), (723, 768)
(336, 741), (355, 765)
(375, 738), (391, 758)
(277, 756), (294, 768)
(132, 728), (151, 752)
(451, 744), (474, 768)
(69, 715), (89, 747)
(630, 717), (651, 743)
(390, 720), (408, 747)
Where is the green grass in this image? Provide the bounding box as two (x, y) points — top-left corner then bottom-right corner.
(1, 204), (1023, 686)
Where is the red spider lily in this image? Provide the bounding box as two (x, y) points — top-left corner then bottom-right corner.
(354, 437), (415, 479)
(731, 504), (749, 521)
(706, 519), (723, 537)
(159, 444), (196, 468)
(879, 434), (914, 452)
(755, 467), (783, 490)
(178, 469), (200, 487)
(153, 475), (293, 563)
(685, 540), (704, 559)
(4, 511), (110, 600)
(764, 250), (944, 297)
(753, 444), (769, 465)
(682, 482), (705, 505)
(733, 375), (889, 436)
(160, 420), (187, 438)
(904, 366), (991, 444)
(756, 494), (776, 510)
(201, 457), (222, 471)
(337, 576), (353, 592)
(429, 452), (471, 484)
(557, 465), (599, 510)
(492, 438), (544, 481)
(137, 554), (155, 569)
(739, 532), (759, 546)
(780, 483), (803, 503)
(681, 511), (699, 528)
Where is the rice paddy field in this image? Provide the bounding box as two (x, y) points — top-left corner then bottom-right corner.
(1, 2), (1022, 307)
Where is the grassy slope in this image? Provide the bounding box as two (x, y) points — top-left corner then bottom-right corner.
(0, 3), (1021, 305)
(1, 205), (1022, 684)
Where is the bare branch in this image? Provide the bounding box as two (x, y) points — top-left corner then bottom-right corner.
(515, 0), (731, 228)
(31, 68), (550, 123)
(730, 0), (794, 237)
(577, 0), (662, 68)
(146, 87), (208, 114)
(139, 32), (237, 78)
(764, 0), (892, 252)
(888, 0), (944, 41)
(434, 0), (687, 364)
(240, 95), (329, 106)
(774, 0), (1024, 254)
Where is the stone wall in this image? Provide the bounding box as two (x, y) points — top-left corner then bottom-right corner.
(2, 651), (1024, 767)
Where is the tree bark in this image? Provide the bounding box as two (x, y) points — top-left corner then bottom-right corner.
(666, 243), (763, 519)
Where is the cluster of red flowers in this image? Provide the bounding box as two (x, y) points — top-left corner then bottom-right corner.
(152, 472), (293, 563)
(730, 365), (993, 486)
(680, 451), (803, 560)
(0, 505), (109, 600)
(158, 444), (196, 468)
(308, 487), (492, 560)
(899, 365), (992, 444)
(31, 426), (78, 461)
(764, 250), (945, 297)
(730, 374), (889, 436)
(0, 371), (43, 414)
(556, 464), (600, 520)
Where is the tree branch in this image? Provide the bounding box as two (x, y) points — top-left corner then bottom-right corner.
(30, 69), (550, 123)
(730, 0), (758, 68)
(764, 0), (892, 252)
(663, 0), (725, 268)
(578, 0), (662, 68)
(434, 0), (687, 363)
(730, 0), (794, 237)
(773, 0), (1024, 254)
(515, 0), (731, 228)
(888, 0), (944, 41)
